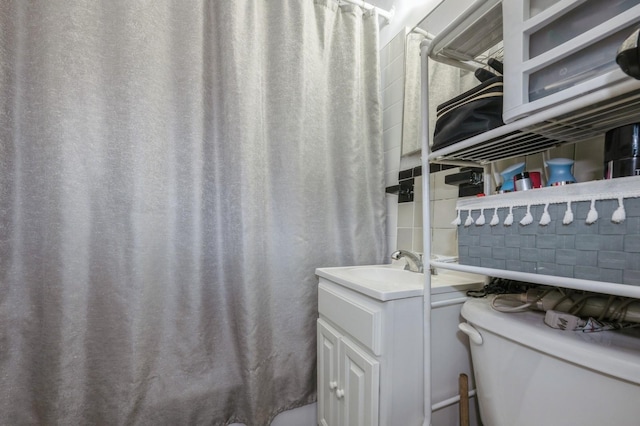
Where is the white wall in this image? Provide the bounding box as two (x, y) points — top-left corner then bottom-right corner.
(379, 0), (443, 47)
(380, 0), (483, 257)
(380, 30), (408, 255)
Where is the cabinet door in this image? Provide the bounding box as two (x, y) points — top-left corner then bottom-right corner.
(340, 337), (380, 426)
(318, 319), (340, 426)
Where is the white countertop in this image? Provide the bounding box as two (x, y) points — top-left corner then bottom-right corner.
(316, 264), (486, 301)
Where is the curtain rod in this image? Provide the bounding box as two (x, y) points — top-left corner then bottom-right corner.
(339, 0), (395, 24)
(412, 27), (434, 40)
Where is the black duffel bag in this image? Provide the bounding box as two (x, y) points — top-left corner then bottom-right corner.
(432, 75), (504, 151)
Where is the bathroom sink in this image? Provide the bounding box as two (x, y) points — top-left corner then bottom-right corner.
(315, 264), (485, 301)
(339, 266), (423, 286)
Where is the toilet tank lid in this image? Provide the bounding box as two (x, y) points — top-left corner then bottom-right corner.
(462, 296), (640, 385)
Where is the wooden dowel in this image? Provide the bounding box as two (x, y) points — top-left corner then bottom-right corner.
(459, 373), (469, 426)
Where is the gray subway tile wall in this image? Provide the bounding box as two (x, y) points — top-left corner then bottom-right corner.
(457, 198), (640, 285)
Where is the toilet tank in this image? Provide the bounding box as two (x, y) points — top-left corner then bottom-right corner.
(460, 296), (640, 426)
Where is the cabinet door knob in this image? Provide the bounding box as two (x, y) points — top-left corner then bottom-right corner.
(329, 381), (338, 390)
(336, 389), (345, 399)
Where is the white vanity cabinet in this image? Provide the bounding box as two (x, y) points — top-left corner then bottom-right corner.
(317, 318), (380, 426)
(316, 276), (424, 426)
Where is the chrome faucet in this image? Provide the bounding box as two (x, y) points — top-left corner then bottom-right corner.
(390, 250), (424, 273)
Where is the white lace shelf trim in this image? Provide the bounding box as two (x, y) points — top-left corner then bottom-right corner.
(453, 176), (640, 227)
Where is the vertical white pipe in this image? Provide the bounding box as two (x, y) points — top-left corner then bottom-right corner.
(484, 164), (492, 195)
(420, 39), (432, 426)
(490, 162), (498, 193)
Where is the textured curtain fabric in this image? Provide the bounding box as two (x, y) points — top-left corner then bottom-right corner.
(0, 1), (385, 425)
(402, 32), (463, 153)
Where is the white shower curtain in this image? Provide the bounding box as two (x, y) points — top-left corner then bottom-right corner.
(0, 1), (386, 425)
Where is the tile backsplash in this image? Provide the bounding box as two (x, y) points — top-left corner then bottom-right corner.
(393, 139), (606, 259)
(396, 167), (461, 257)
(381, 29), (408, 254)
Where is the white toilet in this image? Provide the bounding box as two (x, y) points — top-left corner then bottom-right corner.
(459, 296), (640, 426)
